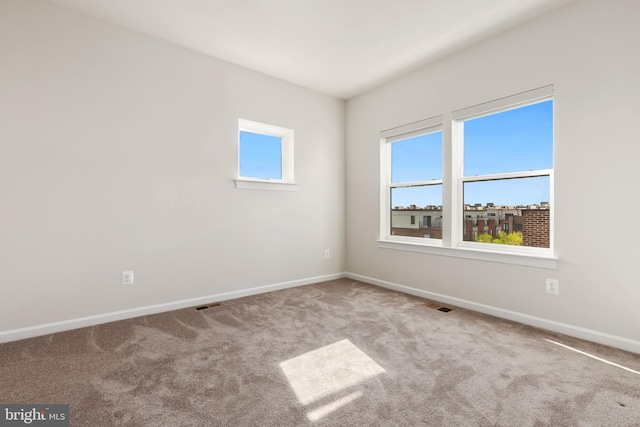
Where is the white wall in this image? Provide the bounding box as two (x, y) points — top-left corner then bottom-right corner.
(2, 0), (638, 353)
(0, 0), (345, 336)
(346, 0), (640, 349)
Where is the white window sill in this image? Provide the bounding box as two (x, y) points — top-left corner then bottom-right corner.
(377, 239), (558, 269)
(234, 179), (298, 191)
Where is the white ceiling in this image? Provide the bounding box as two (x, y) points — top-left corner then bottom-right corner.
(47, 0), (573, 99)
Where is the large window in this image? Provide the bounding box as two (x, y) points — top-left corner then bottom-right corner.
(380, 86), (555, 267)
(236, 119), (295, 191)
(457, 98), (553, 249)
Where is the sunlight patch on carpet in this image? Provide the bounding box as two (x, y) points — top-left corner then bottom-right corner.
(306, 390), (363, 422)
(279, 339), (385, 408)
(544, 339), (640, 375)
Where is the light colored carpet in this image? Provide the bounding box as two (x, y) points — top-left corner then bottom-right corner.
(1, 279), (639, 426)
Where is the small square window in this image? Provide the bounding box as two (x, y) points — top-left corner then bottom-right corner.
(236, 119), (295, 191)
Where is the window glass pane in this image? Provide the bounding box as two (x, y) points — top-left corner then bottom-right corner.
(391, 131), (442, 183)
(462, 177), (550, 248)
(464, 100), (553, 176)
(390, 185), (442, 239)
(239, 131), (282, 179)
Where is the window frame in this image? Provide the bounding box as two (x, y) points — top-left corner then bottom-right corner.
(235, 118), (296, 191)
(380, 116), (444, 246)
(379, 86), (557, 269)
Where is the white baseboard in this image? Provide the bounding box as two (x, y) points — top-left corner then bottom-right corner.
(346, 272), (640, 355)
(0, 272), (347, 344)
(4, 271), (638, 355)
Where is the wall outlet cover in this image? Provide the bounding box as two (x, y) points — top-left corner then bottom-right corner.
(122, 271), (134, 285)
(546, 278), (559, 295)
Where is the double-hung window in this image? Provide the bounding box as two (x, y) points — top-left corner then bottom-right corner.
(380, 86), (555, 268)
(381, 116), (443, 241)
(453, 86), (553, 253)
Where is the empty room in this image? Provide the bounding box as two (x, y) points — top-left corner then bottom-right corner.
(1, 0), (639, 425)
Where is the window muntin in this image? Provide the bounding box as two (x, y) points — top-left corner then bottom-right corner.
(237, 119), (294, 184)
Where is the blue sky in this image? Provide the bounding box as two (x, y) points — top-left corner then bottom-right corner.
(239, 131), (282, 179)
(240, 100), (553, 206)
(391, 100), (553, 208)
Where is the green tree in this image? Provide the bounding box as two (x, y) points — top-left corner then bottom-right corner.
(476, 233), (493, 243)
(476, 231), (522, 246)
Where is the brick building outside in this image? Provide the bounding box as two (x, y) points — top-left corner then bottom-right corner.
(391, 202), (550, 248)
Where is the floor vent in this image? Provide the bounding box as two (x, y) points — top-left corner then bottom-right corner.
(425, 302), (454, 312)
(194, 302), (223, 311)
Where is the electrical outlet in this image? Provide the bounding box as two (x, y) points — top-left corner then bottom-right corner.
(545, 278), (559, 295)
(122, 271), (134, 285)
(324, 249), (330, 259)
